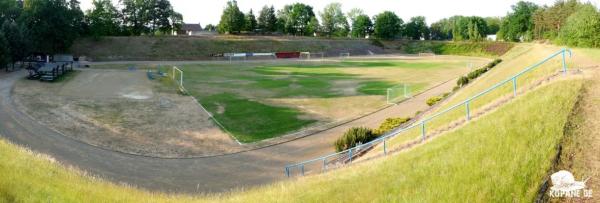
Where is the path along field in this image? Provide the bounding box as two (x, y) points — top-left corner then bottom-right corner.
(167, 56), (488, 143)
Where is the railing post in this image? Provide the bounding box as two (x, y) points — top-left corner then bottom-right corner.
(512, 77), (517, 97)
(466, 101), (471, 121)
(285, 167), (290, 177)
(348, 148), (353, 163)
(384, 138), (388, 155)
(421, 121), (426, 141)
(301, 164), (305, 176)
(562, 49), (567, 75)
(322, 159), (327, 171)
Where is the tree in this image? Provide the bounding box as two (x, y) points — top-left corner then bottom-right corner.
(170, 11), (183, 34)
(86, 0), (121, 36)
(277, 3), (315, 36)
(484, 17), (501, 35)
(0, 0), (22, 23)
(68, 0), (86, 36)
(498, 1), (539, 42)
(217, 0), (245, 34)
(430, 17), (456, 40)
(351, 14), (372, 38)
(558, 4), (600, 47)
(404, 16), (429, 40)
(346, 8), (364, 24)
(2, 20), (30, 68)
(320, 3), (349, 37)
(452, 16), (487, 41)
(21, 0), (82, 54)
(257, 5), (277, 33)
(373, 11), (403, 40)
(153, 0), (177, 34)
(204, 24), (216, 31)
(0, 29), (11, 69)
(533, 0), (581, 39)
(244, 9), (257, 32)
(306, 16), (319, 35)
(121, 0), (147, 35)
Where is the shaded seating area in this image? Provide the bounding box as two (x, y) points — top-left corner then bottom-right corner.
(27, 62), (74, 81)
(25, 54), (75, 81)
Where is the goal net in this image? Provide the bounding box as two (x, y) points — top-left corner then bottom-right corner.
(386, 84), (411, 104)
(171, 66), (186, 93)
(340, 52), (350, 58)
(300, 52), (325, 60)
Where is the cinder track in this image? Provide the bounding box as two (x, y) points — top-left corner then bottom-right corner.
(0, 65), (457, 193)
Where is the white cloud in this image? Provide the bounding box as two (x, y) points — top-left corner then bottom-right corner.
(80, 0), (600, 26)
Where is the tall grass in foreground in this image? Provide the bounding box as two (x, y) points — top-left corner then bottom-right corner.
(0, 139), (203, 203)
(0, 78), (582, 202)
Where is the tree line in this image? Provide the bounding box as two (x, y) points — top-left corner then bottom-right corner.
(0, 0), (183, 70)
(217, 0), (600, 48)
(217, 1), (430, 40)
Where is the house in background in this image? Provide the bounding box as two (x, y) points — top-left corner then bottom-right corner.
(174, 23), (217, 36)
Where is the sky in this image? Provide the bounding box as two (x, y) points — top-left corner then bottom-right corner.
(80, 0), (600, 26)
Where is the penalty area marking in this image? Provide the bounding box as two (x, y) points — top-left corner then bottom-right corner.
(171, 66), (242, 145)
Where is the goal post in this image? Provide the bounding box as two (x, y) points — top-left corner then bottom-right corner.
(386, 84), (411, 104)
(300, 52), (325, 60)
(340, 52), (350, 58)
(171, 66), (186, 93)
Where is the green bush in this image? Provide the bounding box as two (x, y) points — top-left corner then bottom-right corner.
(334, 127), (377, 152)
(374, 117), (411, 135)
(456, 58), (502, 88)
(557, 5), (600, 48)
(426, 96), (444, 106)
(457, 76), (470, 87)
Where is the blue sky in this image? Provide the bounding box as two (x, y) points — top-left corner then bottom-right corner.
(80, 0), (600, 26)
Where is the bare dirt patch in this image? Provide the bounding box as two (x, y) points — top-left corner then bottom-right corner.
(12, 69), (245, 157)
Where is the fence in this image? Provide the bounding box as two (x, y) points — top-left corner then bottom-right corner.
(284, 48), (572, 177)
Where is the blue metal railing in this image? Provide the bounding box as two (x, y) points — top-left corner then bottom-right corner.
(285, 49), (572, 177)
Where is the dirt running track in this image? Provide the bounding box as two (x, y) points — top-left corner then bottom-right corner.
(0, 68), (456, 193)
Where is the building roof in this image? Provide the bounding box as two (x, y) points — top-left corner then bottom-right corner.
(181, 24), (202, 31)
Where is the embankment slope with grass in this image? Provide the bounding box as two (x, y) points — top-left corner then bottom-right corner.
(71, 36), (513, 61)
(71, 36), (387, 61)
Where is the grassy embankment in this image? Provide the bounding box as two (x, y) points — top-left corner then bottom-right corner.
(0, 76), (583, 202)
(381, 40), (514, 57)
(382, 43), (575, 148)
(71, 36), (385, 61)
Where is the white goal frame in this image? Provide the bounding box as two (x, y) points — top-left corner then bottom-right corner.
(386, 84), (410, 104)
(300, 52), (325, 60)
(340, 52), (350, 58)
(172, 66), (185, 92)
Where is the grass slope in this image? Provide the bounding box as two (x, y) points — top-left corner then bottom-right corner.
(0, 78), (583, 202)
(382, 41), (514, 57)
(71, 36), (385, 61)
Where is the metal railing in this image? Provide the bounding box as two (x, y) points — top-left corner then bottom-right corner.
(285, 48), (572, 177)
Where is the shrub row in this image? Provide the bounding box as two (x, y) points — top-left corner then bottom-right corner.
(456, 59), (502, 87)
(373, 117), (411, 135)
(426, 92), (450, 106)
(334, 127), (377, 152)
(334, 117), (411, 152)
